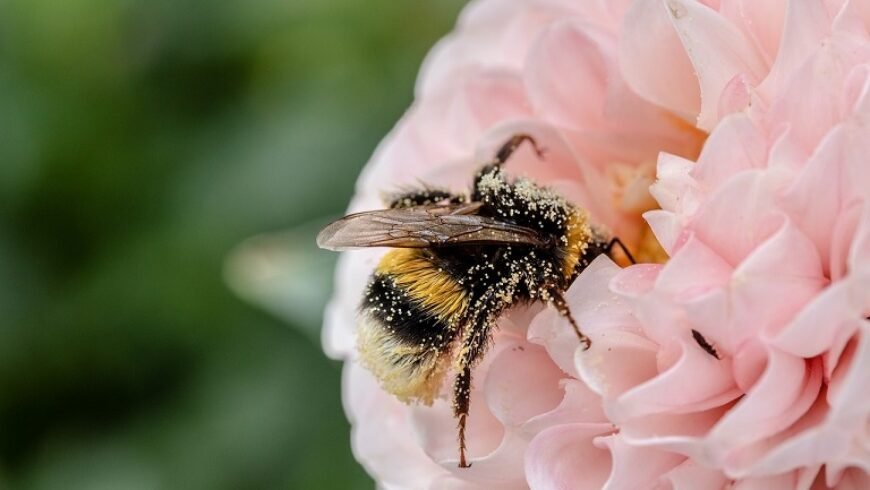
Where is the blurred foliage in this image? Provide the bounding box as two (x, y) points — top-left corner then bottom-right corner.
(0, 0), (465, 488)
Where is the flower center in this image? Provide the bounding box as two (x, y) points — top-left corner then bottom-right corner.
(608, 113), (708, 264)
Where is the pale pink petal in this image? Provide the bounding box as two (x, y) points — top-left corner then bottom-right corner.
(438, 431), (530, 488)
(842, 64), (870, 118)
(781, 125), (851, 275)
(618, 407), (730, 465)
(684, 221), (826, 353)
(411, 396), (504, 468)
(732, 339), (768, 393)
(362, 69), (532, 192)
(346, 364), (449, 486)
(690, 113), (768, 190)
(609, 263), (661, 298)
(665, 0), (768, 129)
(409, 333), (567, 487)
(690, 171), (783, 267)
(649, 153), (700, 216)
(831, 202), (865, 282)
(764, 125), (812, 173)
(717, 72), (754, 116)
(574, 329), (659, 403)
(655, 234), (733, 301)
(529, 256), (639, 378)
(721, 0), (787, 65)
(660, 459), (729, 489)
(706, 352), (823, 470)
(827, 325), (870, 430)
(758, 0), (832, 99)
(611, 264), (697, 347)
(483, 339), (565, 428)
(595, 434), (684, 489)
(426, 474), (491, 490)
(616, 290), (689, 362)
(849, 202), (870, 272)
(417, 0), (564, 97)
(765, 38), (866, 155)
(643, 209), (683, 256)
(730, 472), (801, 490)
(525, 20), (614, 130)
(833, 0), (870, 35)
(741, 222), (827, 338)
(827, 466), (870, 490)
(610, 338), (740, 421)
(743, 380), (844, 477)
(525, 423), (615, 490)
(524, 379), (608, 432)
(619, 0), (700, 118)
(767, 276), (866, 358)
(558, 115), (705, 177)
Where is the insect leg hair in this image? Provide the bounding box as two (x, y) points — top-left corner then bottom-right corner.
(454, 364), (472, 468)
(549, 290), (591, 350)
(451, 301), (499, 468)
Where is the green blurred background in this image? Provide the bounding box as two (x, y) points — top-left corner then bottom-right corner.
(0, 0), (465, 488)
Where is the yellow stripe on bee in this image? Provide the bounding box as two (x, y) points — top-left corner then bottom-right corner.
(357, 317), (448, 405)
(562, 208), (593, 278)
(376, 249), (469, 322)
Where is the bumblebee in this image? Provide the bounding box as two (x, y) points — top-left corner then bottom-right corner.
(317, 135), (635, 468)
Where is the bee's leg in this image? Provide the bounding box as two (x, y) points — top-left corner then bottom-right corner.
(453, 364), (473, 468)
(607, 237), (637, 265)
(548, 290), (591, 350)
(474, 134), (546, 193)
(491, 133), (545, 168)
(452, 310), (496, 468)
(386, 189), (465, 208)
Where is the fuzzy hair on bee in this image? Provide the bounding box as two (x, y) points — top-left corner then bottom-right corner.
(318, 134), (632, 468)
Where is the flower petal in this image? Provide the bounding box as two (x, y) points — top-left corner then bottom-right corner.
(525, 423), (615, 490)
(758, 0), (831, 100)
(691, 113), (768, 190)
(620, 0), (700, 118)
(575, 329), (659, 403)
(611, 338), (740, 421)
(483, 339), (565, 428)
(660, 459), (729, 489)
(528, 256), (639, 378)
(525, 20), (614, 130)
(665, 0), (768, 129)
(346, 364), (449, 486)
(595, 434), (684, 489)
(706, 352), (823, 472)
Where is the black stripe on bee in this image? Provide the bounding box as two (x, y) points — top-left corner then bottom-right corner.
(362, 274), (455, 351)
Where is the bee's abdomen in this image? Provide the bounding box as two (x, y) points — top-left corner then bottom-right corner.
(362, 274), (456, 346)
(357, 249), (467, 405)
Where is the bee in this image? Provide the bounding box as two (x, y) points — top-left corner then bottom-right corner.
(317, 134), (636, 468)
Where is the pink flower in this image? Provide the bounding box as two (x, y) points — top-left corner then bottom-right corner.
(322, 0), (870, 488)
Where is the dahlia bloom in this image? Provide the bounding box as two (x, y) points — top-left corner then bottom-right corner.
(322, 0), (870, 488)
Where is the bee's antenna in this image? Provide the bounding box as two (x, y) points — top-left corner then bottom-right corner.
(607, 238), (636, 265)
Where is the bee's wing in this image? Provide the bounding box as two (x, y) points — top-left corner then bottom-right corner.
(317, 203), (547, 251)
